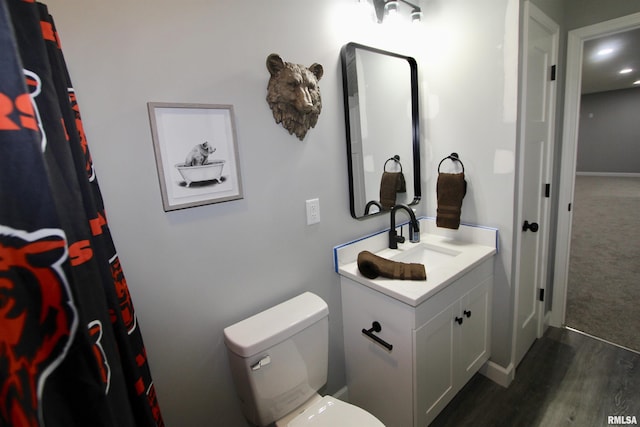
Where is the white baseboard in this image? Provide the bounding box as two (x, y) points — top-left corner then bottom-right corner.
(479, 360), (514, 388)
(576, 171), (640, 178)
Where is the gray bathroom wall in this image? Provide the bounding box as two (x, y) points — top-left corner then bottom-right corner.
(43, 0), (518, 425)
(578, 88), (640, 174)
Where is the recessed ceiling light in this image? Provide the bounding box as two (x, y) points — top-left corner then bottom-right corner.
(620, 68), (633, 74)
(597, 48), (614, 56)
(634, 80), (640, 85)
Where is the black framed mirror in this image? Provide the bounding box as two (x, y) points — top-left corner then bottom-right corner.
(340, 42), (421, 219)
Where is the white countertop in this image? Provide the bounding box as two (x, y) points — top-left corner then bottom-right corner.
(334, 218), (498, 307)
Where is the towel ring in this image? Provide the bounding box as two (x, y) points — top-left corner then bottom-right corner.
(384, 155), (403, 173)
(438, 152), (465, 173)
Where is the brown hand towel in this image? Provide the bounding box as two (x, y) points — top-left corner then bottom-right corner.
(380, 172), (402, 210)
(397, 171), (406, 193)
(436, 172), (467, 229)
(357, 250), (427, 281)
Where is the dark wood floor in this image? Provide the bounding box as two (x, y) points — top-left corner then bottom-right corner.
(431, 327), (640, 427)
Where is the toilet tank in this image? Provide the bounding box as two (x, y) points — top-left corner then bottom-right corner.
(223, 292), (329, 426)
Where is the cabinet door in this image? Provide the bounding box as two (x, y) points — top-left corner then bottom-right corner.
(457, 275), (493, 386)
(341, 278), (414, 427)
(414, 302), (458, 427)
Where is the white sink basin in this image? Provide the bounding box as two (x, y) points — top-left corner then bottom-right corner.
(334, 218), (498, 306)
(386, 243), (462, 271)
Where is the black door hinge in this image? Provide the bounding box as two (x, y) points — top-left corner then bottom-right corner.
(545, 183), (550, 198)
(568, 203), (572, 212)
(539, 288), (545, 302)
(551, 65), (557, 81)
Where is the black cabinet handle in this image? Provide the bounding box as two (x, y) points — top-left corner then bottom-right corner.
(455, 317), (464, 325)
(464, 310), (471, 318)
(362, 321), (393, 351)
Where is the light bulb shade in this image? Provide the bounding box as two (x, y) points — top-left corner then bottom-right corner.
(384, 1), (399, 14)
(372, 0), (422, 24)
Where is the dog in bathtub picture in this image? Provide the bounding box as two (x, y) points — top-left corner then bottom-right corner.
(176, 141), (226, 187)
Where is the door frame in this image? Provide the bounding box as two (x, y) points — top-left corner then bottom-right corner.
(512, 1), (558, 367)
(550, 12), (640, 327)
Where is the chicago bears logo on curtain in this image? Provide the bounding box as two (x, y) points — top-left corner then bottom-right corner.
(0, 227), (78, 427)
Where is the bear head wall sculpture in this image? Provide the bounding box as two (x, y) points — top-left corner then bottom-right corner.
(266, 53), (323, 141)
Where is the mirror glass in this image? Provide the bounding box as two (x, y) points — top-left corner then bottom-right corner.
(340, 42), (421, 219)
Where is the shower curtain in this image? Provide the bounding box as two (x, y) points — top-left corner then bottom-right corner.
(0, 1), (164, 426)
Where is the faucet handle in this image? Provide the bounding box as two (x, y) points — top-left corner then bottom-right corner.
(389, 229), (405, 249)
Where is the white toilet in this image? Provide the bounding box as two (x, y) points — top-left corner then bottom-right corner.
(223, 292), (384, 427)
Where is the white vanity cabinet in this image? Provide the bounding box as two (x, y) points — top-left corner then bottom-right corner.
(341, 258), (493, 427)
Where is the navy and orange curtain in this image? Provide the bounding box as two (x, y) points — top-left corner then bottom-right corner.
(0, 1), (163, 426)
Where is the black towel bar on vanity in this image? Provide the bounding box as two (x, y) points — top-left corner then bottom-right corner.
(362, 321), (393, 351)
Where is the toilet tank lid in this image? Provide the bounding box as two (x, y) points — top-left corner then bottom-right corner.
(223, 292), (329, 357)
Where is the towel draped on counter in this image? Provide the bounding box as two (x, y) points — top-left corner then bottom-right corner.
(357, 250), (426, 281)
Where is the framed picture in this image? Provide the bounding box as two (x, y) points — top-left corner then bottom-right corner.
(147, 103), (243, 211)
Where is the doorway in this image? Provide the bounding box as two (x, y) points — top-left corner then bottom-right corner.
(565, 175), (640, 351)
(551, 13), (640, 350)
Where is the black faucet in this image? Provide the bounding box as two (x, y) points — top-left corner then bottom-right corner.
(389, 204), (420, 249)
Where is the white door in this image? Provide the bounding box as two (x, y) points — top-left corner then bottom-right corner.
(514, 2), (558, 366)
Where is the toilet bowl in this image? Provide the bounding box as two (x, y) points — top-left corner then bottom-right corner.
(223, 292), (384, 427)
(276, 394), (384, 427)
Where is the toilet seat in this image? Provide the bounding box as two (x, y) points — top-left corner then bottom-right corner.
(285, 396), (385, 427)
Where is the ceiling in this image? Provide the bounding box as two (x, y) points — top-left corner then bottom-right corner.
(581, 27), (640, 94)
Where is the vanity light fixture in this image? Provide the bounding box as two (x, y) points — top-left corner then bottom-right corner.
(372, 0), (422, 24)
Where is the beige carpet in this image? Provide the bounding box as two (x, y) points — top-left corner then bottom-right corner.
(565, 175), (640, 352)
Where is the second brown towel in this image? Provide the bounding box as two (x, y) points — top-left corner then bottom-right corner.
(436, 172), (467, 229)
(357, 250), (426, 281)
